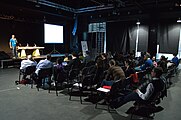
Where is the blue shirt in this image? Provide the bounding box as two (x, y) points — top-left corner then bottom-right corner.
(172, 57), (179, 66)
(10, 38), (17, 47)
(35, 59), (53, 74)
(140, 59), (153, 70)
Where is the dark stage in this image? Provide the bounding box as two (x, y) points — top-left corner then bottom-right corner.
(0, 54), (66, 69)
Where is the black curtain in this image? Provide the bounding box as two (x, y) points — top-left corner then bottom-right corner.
(128, 26), (137, 52)
(137, 25), (149, 52)
(157, 23), (180, 54)
(107, 21), (149, 54)
(106, 21), (129, 53)
(128, 25), (149, 52)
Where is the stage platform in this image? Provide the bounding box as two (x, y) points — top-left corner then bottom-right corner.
(0, 54), (66, 69)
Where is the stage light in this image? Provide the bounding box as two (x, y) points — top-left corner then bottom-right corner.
(136, 21), (140, 25)
(177, 18), (181, 22)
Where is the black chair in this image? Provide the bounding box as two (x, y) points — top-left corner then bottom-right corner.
(36, 68), (53, 92)
(67, 68), (80, 91)
(129, 79), (167, 120)
(145, 67), (153, 80)
(95, 79), (124, 112)
(18, 66), (36, 87)
(85, 61), (95, 67)
(53, 67), (66, 96)
(129, 91), (163, 120)
(121, 76), (133, 91)
(69, 74), (95, 104)
(164, 67), (175, 88)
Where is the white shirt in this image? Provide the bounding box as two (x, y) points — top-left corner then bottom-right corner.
(20, 59), (37, 70)
(136, 83), (154, 100)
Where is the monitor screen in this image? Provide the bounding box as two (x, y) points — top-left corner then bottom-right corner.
(44, 23), (63, 43)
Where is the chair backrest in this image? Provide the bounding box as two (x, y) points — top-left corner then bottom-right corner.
(146, 67), (152, 74)
(68, 69), (80, 80)
(121, 76), (132, 90)
(54, 67), (66, 82)
(38, 68), (52, 78)
(87, 65), (97, 75)
(82, 74), (95, 87)
(81, 67), (90, 76)
(110, 79), (122, 98)
(25, 66), (36, 75)
(85, 61), (95, 67)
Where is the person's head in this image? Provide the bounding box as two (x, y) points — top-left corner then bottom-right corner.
(109, 59), (116, 67)
(96, 57), (103, 68)
(151, 67), (163, 78)
(86, 51), (90, 55)
(27, 55), (32, 60)
(144, 53), (150, 60)
(12, 35), (15, 38)
(72, 52), (78, 58)
(160, 55), (166, 61)
(56, 57), (63, 65)
(65, 53), (69, 57)
(101, 53), (107, 60)
(125, 60), (134, 68)
(173, 53), (177, 57)
(152, 56), (156, 61)
(46, 54), (51, 60)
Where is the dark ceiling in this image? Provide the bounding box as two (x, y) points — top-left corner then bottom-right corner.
(0, 0), (181, 22)
(26, 0), (179, 13)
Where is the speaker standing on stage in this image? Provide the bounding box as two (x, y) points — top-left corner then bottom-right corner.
(9, 34), (18, 58)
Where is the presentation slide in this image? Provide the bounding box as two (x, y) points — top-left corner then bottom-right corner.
(44, 23), (63, 43)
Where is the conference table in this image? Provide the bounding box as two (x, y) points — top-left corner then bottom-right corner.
(17, 46), (45, 57)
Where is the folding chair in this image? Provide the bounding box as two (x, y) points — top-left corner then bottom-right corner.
(18, 66), (36, 87)
(95, 79), (123, 112)
(52, 66), (67, 96)
(36, 68), (53, 92)
(69, 74), (95, 104)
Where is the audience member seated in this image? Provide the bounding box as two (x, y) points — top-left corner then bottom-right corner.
(152, 56), (157, 67)
(54, 57), (66, 86)
(171, 53), (179, 67)
(94, 57), (105, 87)
(64, 53), (70, 62)
(110, 67), (165, 109)
(124, 60), (135, 77)
(67, 52), (81, 70)
(101, 59), (126, 87)
(113, 52), (125, 67)
(20, 55), (37, 80)
(135, 53), (153, 71)
(136, 52), (145, 66)
(55, 57), (64, 71)
(157, 55), (168, 73)
(34, 54), (53, 87)
(35, 54), (53, 75)
(101, 53), (109, 70)
(82, 51), (92, 64)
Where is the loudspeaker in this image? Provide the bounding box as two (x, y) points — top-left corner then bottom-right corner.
(0, 51), (10, 60)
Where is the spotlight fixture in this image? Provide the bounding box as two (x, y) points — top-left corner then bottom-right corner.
(136, 21), (140, 25)
(177, 18), (181, 22)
